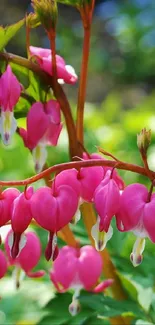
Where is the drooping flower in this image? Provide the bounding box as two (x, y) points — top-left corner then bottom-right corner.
(5, 230), (45, 285)
(0, 250), (7, 279)
(116, 183), (155, 266)
(0, 65), (21, 145)
(30, 185), (79, 260)
(53, 166), (104, 223)
(29, 46), (78, 84)
(19, 100), (62, 172)
(10, 187), (34, 259)
(83, 152), (125, 190)
(0, 188), (20, 239)
(92, 170), (120, 251)
(50, 245), (113, 316)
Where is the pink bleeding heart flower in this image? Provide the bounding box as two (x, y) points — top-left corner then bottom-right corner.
(50, 245), (113, 316)
(29, 46), (78, 85)
(30, 185), (79, 260)
(54, 169), (81, 224)
(0, 250), (7, 279)
(0, 188), (20, 229)
(116, 183), (155, 266)
(10, 187), (34, 259)
(19, 100), (62, 172)
(92, 170), (121, 251)
(54, 166), (104, 224)
(0, 65), (21, 145)
(5, 230), (45, 285)
(78, 166), (104, 202)
(55, 166), (104, 202)
(83, 152), (124, 190)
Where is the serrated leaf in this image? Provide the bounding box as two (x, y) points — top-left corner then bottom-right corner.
(0, 19), (25, 51)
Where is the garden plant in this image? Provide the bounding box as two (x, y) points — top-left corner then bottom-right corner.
(0, 0), (155, 324)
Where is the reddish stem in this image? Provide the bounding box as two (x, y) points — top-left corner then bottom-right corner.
(0, 158), (154, 187)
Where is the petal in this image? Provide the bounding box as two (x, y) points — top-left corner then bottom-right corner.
(78, 245), (102, 290)
(143, 194), (155, 242)
(32, 144), (48, 173)
(0, 65), (21, 111)
(26, 102), (49, 149)
(93, 279), (114, 293)
(29, 46), (51, 58)
(91, 218), (113, 251)
(0, 111), (17, 145)
(130, 237), (145, 267)
(116, 184), (148, 231)
(45, 100), (61, 124)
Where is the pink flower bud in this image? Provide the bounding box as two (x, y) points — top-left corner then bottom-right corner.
(29, 46), (78, 84)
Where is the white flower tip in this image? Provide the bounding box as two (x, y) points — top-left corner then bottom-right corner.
(33, 144), (47, 173)
(130, 237), (145, 267)
(130, 252), (143, 267)
(69, 299), (80, 316)
(91, 219), (113, 251)
(0, 111), (17, 146)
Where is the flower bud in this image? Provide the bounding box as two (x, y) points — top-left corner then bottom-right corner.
(137, 128), (151, 155)
(26, 13), (41, 29)
(32, 0), (58, 32)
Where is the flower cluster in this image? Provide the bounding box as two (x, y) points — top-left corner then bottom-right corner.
(0, 46), (78, 172)
(0, 229), (113, 315)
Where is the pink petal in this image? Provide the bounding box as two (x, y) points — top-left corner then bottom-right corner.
(30, 187), (58, 231)
(29, 46), (51, 58)
(55, 185), (79, 230)
(0, 65), (21, 111)
(143, 193), (155, 242)
(0, 250), (7, 279)
(93, 279), (114, 293)
(51, 246), (78, 289)
(78, 246), (102, 290)
(26, 102), (49, 149)
(116, 184), (148, 231)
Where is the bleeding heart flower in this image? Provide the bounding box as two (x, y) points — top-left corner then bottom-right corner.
(91, 170), (120, 251)
(0, 65), (21, 145)
(19, 100), (62, 172)
(10, 187), (34, 259)
(83, 152), (124, 190)
(30, 185), (79, 260)
(116, 183), (155, 266)
(0, 188), (20, 228)
(5, 230), (45, 286)
(50, 245), (113, 316)
(29, 46), (78, 84)
(0, 250), (7, 279)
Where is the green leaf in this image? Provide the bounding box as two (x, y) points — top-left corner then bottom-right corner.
(80, 292), (145, 319)
(0, 19), (25, 51)
(116, 272), (138, 301)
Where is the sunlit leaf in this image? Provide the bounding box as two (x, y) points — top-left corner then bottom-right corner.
(0, 19), (25, 51)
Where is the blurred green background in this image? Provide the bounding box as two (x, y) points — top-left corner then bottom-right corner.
(1, 0), (155, 324)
